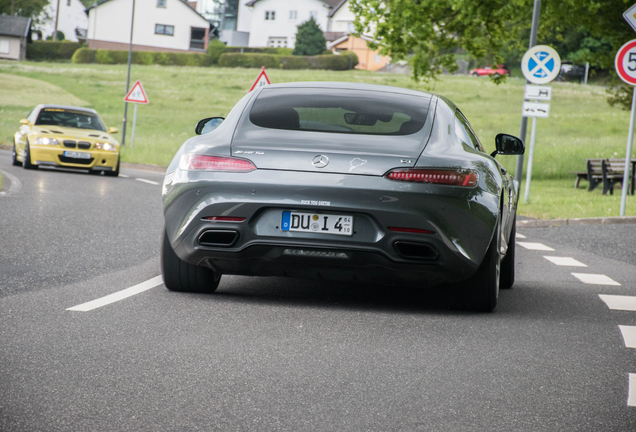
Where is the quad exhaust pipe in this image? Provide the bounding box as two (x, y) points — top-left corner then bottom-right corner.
(393, 241), (438, 261)
(198, 230), (239, 247)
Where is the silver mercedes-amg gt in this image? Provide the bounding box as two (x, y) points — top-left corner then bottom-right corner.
(161, 82), (524, 312)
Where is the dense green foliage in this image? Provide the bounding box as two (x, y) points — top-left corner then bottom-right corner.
(206, 39), (227, 65)
(27, 41), (84, 60)
(293, 17), (327, 56)
(218, 52), (358, 70)
(225, 47), (294, 55)
(0, 0), (48, 19)
(71, 48), (212, 67)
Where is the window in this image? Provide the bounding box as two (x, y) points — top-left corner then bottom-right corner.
(155, 24), (174, 36)
(67, 0), (71, 6)
(250, 88), (430, 136)
(309, 11), (318, 19)
(265, 11), (275, 20)
(0, 38), (9, 54)
(268, 37), (287, 47)
(455, 110), (483, 151)
(190, 27), (206, 50)
(35, 108), (106, 132)
(157, 0), (166, 7)
(289, 10), (297, 20)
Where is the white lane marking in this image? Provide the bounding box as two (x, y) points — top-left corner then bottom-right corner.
(120, 174), (129, 178)
(543, 256), (587, 267)
(67, 276), (163, 312)
(135, 178), (160, 185)
(572, 273), (620, 286)
(515, 233), (527, 239)
(619, 326), (636, 348)
(599, 294), (636, 311)
(516, 242), (555, 251)
(629, 374), (636, 406)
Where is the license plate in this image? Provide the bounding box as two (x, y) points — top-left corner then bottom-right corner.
(281, 212), (353, 236)
(63, 151), (91, 159)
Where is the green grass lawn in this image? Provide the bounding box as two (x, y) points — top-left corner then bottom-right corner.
(1, 60), (634, 218)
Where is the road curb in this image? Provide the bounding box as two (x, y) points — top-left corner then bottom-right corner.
(517, 216), (636, 228)
(0, 167), (23, 197)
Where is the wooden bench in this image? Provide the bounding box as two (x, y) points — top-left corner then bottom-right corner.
(571, 158), (636, 195)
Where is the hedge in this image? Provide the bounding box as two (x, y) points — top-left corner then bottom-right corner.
(27, 41), (84, 61)
(225, 46), (293, 55)
(207, 39), (226, 65)
(72, 48), (212, 67)
(218, 51), (359, 70)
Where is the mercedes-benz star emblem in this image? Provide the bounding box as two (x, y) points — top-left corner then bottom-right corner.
(312, 155), (329, 168)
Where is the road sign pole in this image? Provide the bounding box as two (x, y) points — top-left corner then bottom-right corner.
(620, 88), (636, 215)
(121, 0), (136, 145)
(524, 117), (538, 203)
(130, 103), (138, 149)
(515, 0), (542, 186)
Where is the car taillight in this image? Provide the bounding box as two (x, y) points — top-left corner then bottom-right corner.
(385, 168), (478, 187)
(180, 154), (256, 172)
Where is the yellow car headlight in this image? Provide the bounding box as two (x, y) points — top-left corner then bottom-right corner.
(33, 137), (59, 145)
(95, 142), (117, 152)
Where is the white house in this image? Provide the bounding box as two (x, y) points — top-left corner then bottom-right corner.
(244, 0), (340, 48)
(87, 0), (211, 52)
(39, 0), (89, 42)
(326, 0), (354, 33)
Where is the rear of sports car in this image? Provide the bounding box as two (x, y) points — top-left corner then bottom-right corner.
(162, 83), (503, 292)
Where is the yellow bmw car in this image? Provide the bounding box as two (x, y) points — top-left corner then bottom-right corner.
(13, 105), (121, 176)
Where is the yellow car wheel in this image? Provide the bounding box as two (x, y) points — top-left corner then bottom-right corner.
(12, 142), (21, 167)
(23, 142), (38, 170)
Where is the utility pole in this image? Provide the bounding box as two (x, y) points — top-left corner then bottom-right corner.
(122, 0), (136, 145)
(54, 0), (61, 40)
(515, 0), (542, 185)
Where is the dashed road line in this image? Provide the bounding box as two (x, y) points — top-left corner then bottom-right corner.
(67, 275), (163, 312)
(572, 273), (620, 286)
(516, 241), (555, 251)
(119, 174), (129, 178)
(135, 178), (160, 185)
(619, 326), (636, 348)
(515, 233), (526, 239)
(599, 295), (636, 311)
(629, 374), (636, 407)
(543, 256), (587, 267)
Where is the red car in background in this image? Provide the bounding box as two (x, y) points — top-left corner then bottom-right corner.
(470, 65), (511, 77)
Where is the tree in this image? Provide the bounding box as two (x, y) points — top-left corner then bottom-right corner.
(0, 0), (48, 18)
(293, 17), (327, 56)
(350, 0), (634, 88)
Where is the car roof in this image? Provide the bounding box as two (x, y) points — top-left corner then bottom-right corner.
(38, 105), (98, 114)
(259, 81), (434, 99)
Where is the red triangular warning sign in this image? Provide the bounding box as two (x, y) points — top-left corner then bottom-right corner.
(249, 67), (271, 92)
(124, 80), (149, 104)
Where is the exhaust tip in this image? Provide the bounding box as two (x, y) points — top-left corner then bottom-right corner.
(198, 230), (239, 247)
(394, 241), (438, 261)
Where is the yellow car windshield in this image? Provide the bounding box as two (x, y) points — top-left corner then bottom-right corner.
(35, 108), (106, 132)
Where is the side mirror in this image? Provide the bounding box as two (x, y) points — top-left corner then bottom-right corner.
(195, 117), (224, 135)
(491, 133), (524, 157)
(20, 119), (30, 125)
(108, 127), (119, 134)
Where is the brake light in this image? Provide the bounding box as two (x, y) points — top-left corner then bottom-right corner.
(180, 154), (256, 172)
(203, 216), (246, 222)
(388, 227), (435, 234)
(385, 169), (478, 187)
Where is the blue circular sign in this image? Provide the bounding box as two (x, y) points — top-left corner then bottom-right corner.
(521, 45), (561, 84)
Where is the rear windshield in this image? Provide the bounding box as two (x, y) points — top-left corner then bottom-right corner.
(249, 88), (430, 135)
(35, 108), (106, 132)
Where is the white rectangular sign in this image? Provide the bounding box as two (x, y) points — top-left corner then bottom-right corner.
(524, 84), (552, 101)
(624, 3), (636, 33)
(522, 101), (550, 118)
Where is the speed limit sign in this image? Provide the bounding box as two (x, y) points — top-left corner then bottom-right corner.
(615, 40), (636, 85)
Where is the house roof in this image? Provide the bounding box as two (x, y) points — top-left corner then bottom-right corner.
(327, 33), (373, 49)
(85, 0), (209, 26)
(327, 0), (347, 18)
(245, 0), (341, 7)
(0, 15), (32, 38)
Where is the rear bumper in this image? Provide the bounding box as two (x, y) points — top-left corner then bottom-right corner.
(163, 168), (500, 286)
(31, 146), (118, 170)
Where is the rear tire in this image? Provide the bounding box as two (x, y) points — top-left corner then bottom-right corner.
(500, 215), (516, 290)
(161, 228), (221, 293)
(472, 72), (479, 77)
(462, 215), (501, 312)
(12, 142), (21, 166)
(23, 142), (38, 170)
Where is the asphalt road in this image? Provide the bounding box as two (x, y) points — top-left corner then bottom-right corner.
(1, 149), (636, 431)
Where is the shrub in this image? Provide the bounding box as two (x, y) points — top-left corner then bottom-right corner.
(279, 52), (359, 70)
(27, 41), (84, 61)
(218, 53), (280, 68)
(71, 48), (211, 66)
(207, 39), (227, 64)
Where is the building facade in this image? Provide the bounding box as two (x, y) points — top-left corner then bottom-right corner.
(0, 16), (31, 61)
